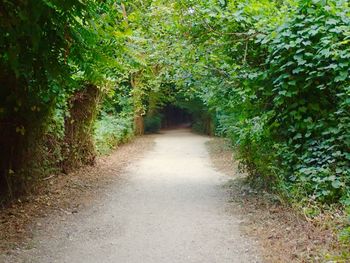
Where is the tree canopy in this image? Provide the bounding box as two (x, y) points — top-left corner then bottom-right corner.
(0, 0), (349, 211)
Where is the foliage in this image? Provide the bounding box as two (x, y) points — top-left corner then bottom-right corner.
(252, 0), (350, 204)
(164, 0), (350, 206)
(0, 0), (349, 259)
(94, 113), (134, 155)
(0, 0), (140, 196)
(144, 114), (162, 134)
(0, 0), (85, 195)
(0, 0), (349, 210)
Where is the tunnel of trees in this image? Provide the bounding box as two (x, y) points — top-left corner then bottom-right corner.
(0, 0), (349, 222)
(160, 105), (192, 129)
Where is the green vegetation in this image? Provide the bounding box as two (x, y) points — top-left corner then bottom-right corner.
(94, 114), (133, 155)
(144, 114), (162, 134)
(169, 0), (350, 206)
(1, 1), (349, 254)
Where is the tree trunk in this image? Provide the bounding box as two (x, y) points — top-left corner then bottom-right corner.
(61, 84), (101, 173)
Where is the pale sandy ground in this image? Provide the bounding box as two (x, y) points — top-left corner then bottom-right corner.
(1, 129), (261, 263)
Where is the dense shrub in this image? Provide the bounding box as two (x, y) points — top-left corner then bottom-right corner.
(144, 114), (162, 134)
(0, 0), (89, 196)
(170, 0), (350, 205)
(0, 0), (143, 197)
(260, 1), (350, 204)
(94, 114), (134, 155)
(216, 0), (350, 204)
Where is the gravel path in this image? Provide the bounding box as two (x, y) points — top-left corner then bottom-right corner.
(2, 129), (261, 263)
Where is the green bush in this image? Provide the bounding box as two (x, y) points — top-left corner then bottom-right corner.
(179, 0), (350, 204)
(94, 113), (134, 155)
(144, 114), (162, 134)
(260, 0), (350, 203)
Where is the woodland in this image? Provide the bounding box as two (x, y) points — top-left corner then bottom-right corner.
(0, 0), (350, 256)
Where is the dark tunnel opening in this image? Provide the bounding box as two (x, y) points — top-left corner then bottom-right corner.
(144, 99), (212, 134)
(160, 105), (192, 129)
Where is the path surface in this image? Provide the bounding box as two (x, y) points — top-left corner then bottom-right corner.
(4, 129), (261, 263)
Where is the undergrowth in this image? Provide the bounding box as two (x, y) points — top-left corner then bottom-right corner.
(94, 113), (134, 155)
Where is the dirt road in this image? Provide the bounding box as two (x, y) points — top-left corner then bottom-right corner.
(2, 129), (261, 263)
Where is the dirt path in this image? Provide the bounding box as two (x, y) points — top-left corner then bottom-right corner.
(2, 129), (261, 263)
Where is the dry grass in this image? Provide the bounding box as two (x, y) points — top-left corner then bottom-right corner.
(206, 137), (345, 263)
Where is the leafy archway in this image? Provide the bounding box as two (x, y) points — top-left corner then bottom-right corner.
(0, 0), (349, 210)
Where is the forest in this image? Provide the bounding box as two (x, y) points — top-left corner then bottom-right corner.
(0, 0), (350, 259)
